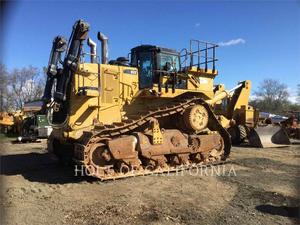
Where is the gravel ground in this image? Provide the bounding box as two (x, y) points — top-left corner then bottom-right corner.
(0, 139), (299, 225)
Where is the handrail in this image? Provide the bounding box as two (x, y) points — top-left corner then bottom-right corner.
(180, 39), (218, 72)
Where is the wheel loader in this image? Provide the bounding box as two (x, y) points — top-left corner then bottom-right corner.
(212, 82), (291, 148)
(43, 20), (289, 180)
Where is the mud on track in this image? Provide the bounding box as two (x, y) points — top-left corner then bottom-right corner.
(1, 139), (299, 225)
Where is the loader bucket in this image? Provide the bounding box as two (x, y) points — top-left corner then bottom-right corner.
(248, 125), (291, 148)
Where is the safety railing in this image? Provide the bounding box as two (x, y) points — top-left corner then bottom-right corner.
(180, 39), (218, 72)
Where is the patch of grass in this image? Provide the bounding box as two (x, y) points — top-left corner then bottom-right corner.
(0, 133), (18, 141)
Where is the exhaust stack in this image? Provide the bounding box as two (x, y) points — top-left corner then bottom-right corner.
(97, 32), (108, 64)
(87, 38), (97, 63)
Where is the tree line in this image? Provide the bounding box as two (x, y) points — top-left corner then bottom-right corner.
(250, 79), (300, 114)
(0, 63), (299, 115)
(0, 63), (45, 112)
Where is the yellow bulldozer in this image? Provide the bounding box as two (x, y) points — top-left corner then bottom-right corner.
(0, 112), (15, 133)
(0, 111), (23, 135)
(43, 20), (289, 180)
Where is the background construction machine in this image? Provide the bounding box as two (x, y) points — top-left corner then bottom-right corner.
(43, 20), (289, 180)
(17, 101), (52, 142)
(212, 81), (291, 147)
(0, 101), (52, 142)
(0, 112), (15, 134)
(0, 111), (23, 134)
(280, 111), (300, 141)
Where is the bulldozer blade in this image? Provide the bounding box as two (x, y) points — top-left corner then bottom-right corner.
(248, 125), (291, 148)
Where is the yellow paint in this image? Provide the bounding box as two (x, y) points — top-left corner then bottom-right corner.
(57, 61), (255, 140)
(213, 80), (258, 127)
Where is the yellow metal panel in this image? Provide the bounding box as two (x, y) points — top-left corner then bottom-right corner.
(187, 66), (218, 76)
(76, 63), (100, 93)
(234, 80), (251, 109)
(99, 104), (122, 124)
(68, 63), (101, 133)
(119, 66), (139, 104)
(101, 64), (120, 104)
(69, 96), (99, 129)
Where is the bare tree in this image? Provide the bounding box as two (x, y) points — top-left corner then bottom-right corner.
(8, 66), (45, 110)
(0, 63), (9, 111)
(251, 79), (289, 113)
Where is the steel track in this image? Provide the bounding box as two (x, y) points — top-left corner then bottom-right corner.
(73, 96), (231, 180)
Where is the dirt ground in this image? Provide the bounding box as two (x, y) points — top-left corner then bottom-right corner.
(0, 138), (299, 225)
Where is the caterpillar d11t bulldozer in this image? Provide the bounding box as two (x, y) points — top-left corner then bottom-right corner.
(42, 20), (286, 180)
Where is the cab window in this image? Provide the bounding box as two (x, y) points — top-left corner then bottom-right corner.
(157, 53), (180, 72)
(138, 52), (153, 88)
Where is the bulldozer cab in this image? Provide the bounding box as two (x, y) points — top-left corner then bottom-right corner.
(130, 45), (183, 89)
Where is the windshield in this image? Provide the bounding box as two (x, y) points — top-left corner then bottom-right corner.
(157, 53), (180, 72)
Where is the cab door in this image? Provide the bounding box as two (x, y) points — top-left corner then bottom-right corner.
(137, 52), (154, 89)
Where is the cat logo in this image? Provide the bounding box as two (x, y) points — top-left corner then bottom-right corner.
(123, 69), (138, 75)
